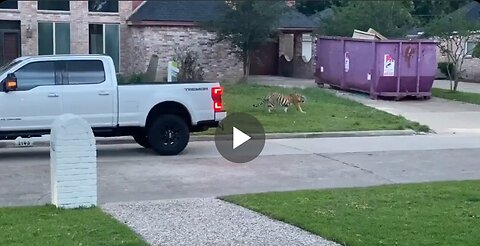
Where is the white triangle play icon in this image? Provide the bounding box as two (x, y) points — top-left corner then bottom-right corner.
(233, 127), (251, 149)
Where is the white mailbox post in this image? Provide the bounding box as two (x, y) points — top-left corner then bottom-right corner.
(50, 114), (97, 209)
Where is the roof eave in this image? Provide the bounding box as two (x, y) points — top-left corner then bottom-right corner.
(127, 20), (198, 27)
(278, 27), (314, 32)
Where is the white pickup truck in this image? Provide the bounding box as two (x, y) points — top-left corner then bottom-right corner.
(0, 55), (226, 155)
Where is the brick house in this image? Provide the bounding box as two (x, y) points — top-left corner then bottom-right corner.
(0, 0), (315, 82)
(126, 0), (316, 81)
(0, 0), (139, 73)
(407, 1), (480, 82)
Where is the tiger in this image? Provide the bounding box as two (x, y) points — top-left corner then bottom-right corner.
(252, 92), (307, 113)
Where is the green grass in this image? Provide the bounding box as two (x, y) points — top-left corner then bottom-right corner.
(432, 88), (480, 105)
(210, 83), (429, 134)
(0, 205), (146, 246)
(223, 180), (480, 246)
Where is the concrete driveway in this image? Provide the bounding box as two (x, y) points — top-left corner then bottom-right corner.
(1, 134), (480, 207)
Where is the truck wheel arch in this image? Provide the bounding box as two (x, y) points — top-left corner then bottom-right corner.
(145, 101), (193, 129)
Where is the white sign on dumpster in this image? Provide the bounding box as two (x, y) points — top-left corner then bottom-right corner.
(344, 52), (350, 72)
(383, 54), (395, 76)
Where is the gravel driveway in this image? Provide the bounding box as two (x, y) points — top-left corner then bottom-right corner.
(102, 198), (340, 246)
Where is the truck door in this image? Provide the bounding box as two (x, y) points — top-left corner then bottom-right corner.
(0, 61), (62, 131)
(61, 59), (115, 128)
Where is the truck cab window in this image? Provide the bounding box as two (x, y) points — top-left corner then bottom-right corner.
(66, 60), (105, 85)
(14, 61), (56, 90)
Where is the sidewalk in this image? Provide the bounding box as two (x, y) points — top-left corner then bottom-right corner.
(335, 90), (480, 135)
(433, 80), (480, 93)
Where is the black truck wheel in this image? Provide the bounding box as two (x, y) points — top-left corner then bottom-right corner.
(133, 134), (151, 148)
(148, 114), (190, 155)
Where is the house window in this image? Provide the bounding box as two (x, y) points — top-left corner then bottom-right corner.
(0, 0), (18, 9)
(38, 0), (69, 11)
(88, 0), (118, 12)
(466, 41), (477, 57)
(38, 22), (70, 55)
(89, 24), (119, 72)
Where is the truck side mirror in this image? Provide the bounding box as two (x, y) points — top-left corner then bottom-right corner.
(3, 73), (17, 92)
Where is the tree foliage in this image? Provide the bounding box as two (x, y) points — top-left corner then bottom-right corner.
(205, 0), (287, 80)
(295, 0), (343, 16)
(321, 0), (417, 38)
(425, 10), (480, 91)
(173, 46), (205, 81)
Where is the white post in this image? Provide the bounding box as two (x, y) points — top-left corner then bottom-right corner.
(167, 61), (179, 82)
(50, 114), (97, 209)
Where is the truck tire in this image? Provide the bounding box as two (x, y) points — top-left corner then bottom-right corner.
(133, 134), (151, 148)
(148, 114), (190, 155)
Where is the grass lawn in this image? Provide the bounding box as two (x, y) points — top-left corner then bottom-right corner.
(211, 83), (429, 133)
(0, 205), (146, 246)
(432, 88), (480, 105)
(223, 180), (480, 246)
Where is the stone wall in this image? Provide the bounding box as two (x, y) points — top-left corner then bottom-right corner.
(124, 25), (243, 82)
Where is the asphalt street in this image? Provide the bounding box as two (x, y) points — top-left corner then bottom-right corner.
(1, 134), (480, 207)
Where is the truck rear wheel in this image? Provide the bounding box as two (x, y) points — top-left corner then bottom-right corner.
(148, 114), (190, 155)
(133, 134), (151, 148)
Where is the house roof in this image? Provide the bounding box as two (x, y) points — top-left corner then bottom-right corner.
(406, 27), (425, 36)
(128, 0), (315, 30)
(405, 1), (480, 38)
(128, 0), (227, 23)
(309, 8), (334, 26)
(439, 0), (480, 22)
(278, 8), (316, 30)
(463, 0), (480, 21)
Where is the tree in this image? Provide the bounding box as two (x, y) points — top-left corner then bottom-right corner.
(425, 11), (480, 92)
(205, 0), (287, 80)
(321, 0), (416, 38)
(295, 0), (342, 16)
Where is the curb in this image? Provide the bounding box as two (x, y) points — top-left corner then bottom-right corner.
(0, 129), (419, 149)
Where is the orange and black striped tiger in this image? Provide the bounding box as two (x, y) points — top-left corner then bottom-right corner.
(253, 92), (307, 113)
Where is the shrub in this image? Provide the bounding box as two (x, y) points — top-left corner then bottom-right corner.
(173, 46), (205, 81)
(117, 73), (146, 85)
(473, 44), (480, 59)
(438, 62), (456, 78)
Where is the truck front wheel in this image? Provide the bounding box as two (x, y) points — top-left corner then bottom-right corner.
(148, 114), (190, 155)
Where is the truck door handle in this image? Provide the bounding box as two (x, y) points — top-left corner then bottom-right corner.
(48, 93), (59, 98)
(98, 91), (110, 96)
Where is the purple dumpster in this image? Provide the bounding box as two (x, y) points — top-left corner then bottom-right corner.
(314, 36), (437, 100)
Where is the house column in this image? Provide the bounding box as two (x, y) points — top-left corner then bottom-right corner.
(293, 32), (303, 58)
(119, 1), (132, 74)
(19, 1), (38, 55)
(70, 1), (89, 54)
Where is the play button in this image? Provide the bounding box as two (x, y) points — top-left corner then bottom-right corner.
(233, 127), (251, 149)
(215, 112), (266, 163)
